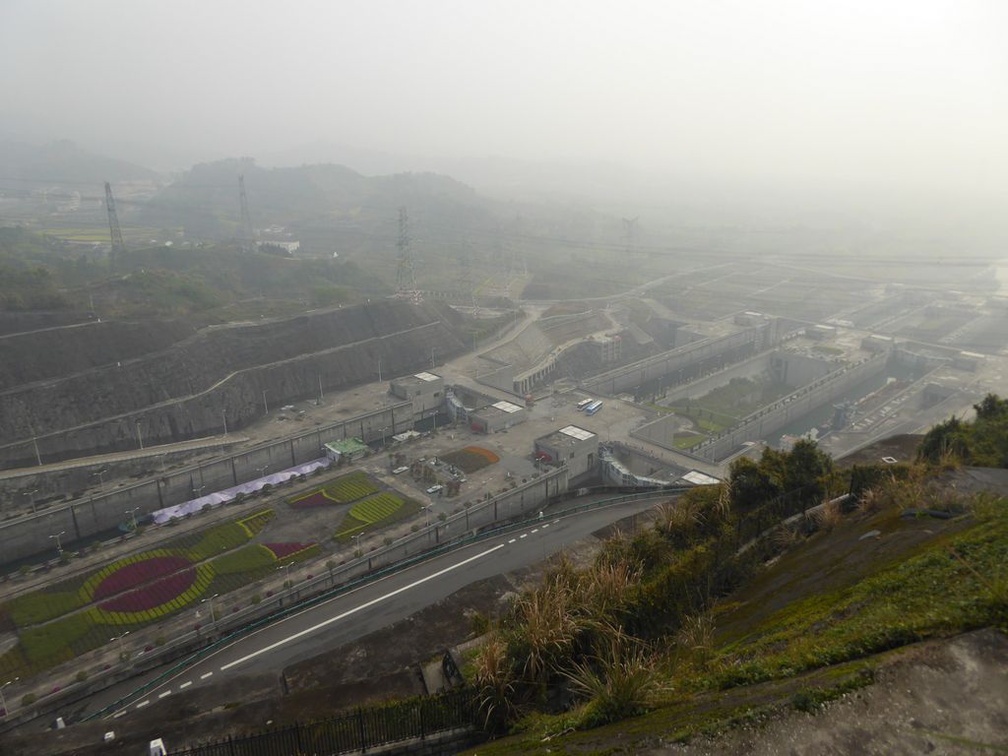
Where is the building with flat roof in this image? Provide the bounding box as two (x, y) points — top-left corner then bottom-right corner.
(534, 424), (598, 480)
(470, 399), (526, 433)
(323, 437), (369, 463)
(389, 371), (444, 422)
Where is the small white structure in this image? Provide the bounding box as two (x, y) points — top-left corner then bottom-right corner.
(150, 738), (169, 755)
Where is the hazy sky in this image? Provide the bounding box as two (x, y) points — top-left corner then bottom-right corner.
(2, 0), (1005, 204)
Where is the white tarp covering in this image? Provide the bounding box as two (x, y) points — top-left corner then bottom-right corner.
(151, 457), (331, 525)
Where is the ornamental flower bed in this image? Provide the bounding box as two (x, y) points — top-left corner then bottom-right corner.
(92, 556), (193, 601)
(0, 508), (325, 677)
(439, 446), (500, 474)
(334, 493), (420, 541)
(98, 568), (198, 612)
(324, 471), (380, 504)
(263, 543), (318, 560)
(289, 489), (340, 509)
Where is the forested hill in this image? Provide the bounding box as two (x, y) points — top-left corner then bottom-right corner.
(139, 157), (495, 239)
(0, 139), (158, 186)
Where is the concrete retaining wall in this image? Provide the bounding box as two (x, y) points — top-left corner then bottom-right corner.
(0, 402), (413, 567)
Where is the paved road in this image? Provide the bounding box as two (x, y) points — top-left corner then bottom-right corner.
(90, 496), (661, 721)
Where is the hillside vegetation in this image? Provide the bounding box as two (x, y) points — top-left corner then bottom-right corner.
(465, 421), (1007, 753)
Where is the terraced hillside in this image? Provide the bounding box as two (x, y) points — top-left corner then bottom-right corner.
(0, 300), (470, 466)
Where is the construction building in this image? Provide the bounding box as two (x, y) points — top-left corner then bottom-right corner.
(469, 400), (526, 434)
(390, 371), (445, 422)
(534, 425), (598, 481)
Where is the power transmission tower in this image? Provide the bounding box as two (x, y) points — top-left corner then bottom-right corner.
(395, 207), (421, 304)
(104, 182), (125, 253)
(238, 175), (255, 252)
(458, 236), (479, 315)
(622, 216), (639, 256)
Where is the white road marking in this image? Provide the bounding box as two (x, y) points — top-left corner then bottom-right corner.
(519, 533), (528, 539)
(136, 700), (149, 709)
(200, 672), (213, 680)
(158, 691), (171, 699)
(542, 523), (550, 529)
(220, 543), (506, 672)
(508, 538), (516, 544)
(113, 710), (127, 718)
(179, 681), (192, 689)
(531, 528), (539, 533)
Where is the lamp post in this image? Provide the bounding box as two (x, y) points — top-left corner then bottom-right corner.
(94, 468), (107, 493)
(256, 464), (269, 479)
(125, 507), (140, 532)
(135, 421), (144, 450)
(201, 593), (219, 626)
(49, 530), (65, 557)
(110, 630), (129, 661)
(377, 359), (382, 383)
(222, 409), (228, 436)
(353, 531), (365, 558)
(192, 484), (205, 500)
(23, 489), (38, 514)
(0, 677), (18, 718)
(262, 389), (269, 415)
(278, 563), (291, 592)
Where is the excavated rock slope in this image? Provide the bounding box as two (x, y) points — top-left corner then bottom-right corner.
(0, 301), (469, 466)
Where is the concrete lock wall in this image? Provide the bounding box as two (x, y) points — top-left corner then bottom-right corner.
(690, 354), (888, 462)
(633, 353), (888, 463)
(582, 322), (778, 397)
(0, 402), (413, 566)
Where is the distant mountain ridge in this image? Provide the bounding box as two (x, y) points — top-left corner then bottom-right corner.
(0, 139), (160, 185)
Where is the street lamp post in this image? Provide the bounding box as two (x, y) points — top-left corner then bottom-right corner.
(94, 468), (107, 493)
(278, 563), (291, 592)
(201, 593), (219, 626)
(110, 630), (129, 661)
(125, 507), (140, 532)
(222, 409), (228, 436)
(256, 464), (269, 479)
(135, 421), (144, 450)
(0, 677), (18, 718)
(49, 530), (65, 557)
(192, 484), (205, 500)
(262, 389), (269, 415)
(353, 531), (365, 558)
(23, 489), (38, 514)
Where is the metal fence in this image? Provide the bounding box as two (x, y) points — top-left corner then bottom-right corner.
(170, 688), (478, 756)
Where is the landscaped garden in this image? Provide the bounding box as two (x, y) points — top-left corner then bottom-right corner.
(334, 492), (421, 541)
(0, 509), (320, 680)
(439, 446), (500, 474)
(289, 470), (380, 508)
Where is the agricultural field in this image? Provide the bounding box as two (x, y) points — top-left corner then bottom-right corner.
(439, 446), (500, 474)
(0, 509), (318, 680)
(334, 493), (421, 541)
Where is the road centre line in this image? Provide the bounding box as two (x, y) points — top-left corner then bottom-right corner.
(200, 672), (213, 679)
(136, 700), (149, 709)
(113, 711), (127, 718)
(531, 528), (538, 533)
(508, 538), (516, 544)
(519, 533), (527, 539)
(220, 543), (505, 672)
(179, 681), (192, 689)
(158, 691), (171, 699)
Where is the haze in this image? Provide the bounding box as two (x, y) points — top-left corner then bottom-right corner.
(2, 0), (1006, 210)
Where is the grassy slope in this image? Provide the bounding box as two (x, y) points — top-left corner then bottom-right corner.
(467, 488), (1007, 754)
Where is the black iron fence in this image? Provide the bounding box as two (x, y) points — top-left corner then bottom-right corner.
(171, 687), (479, 756)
